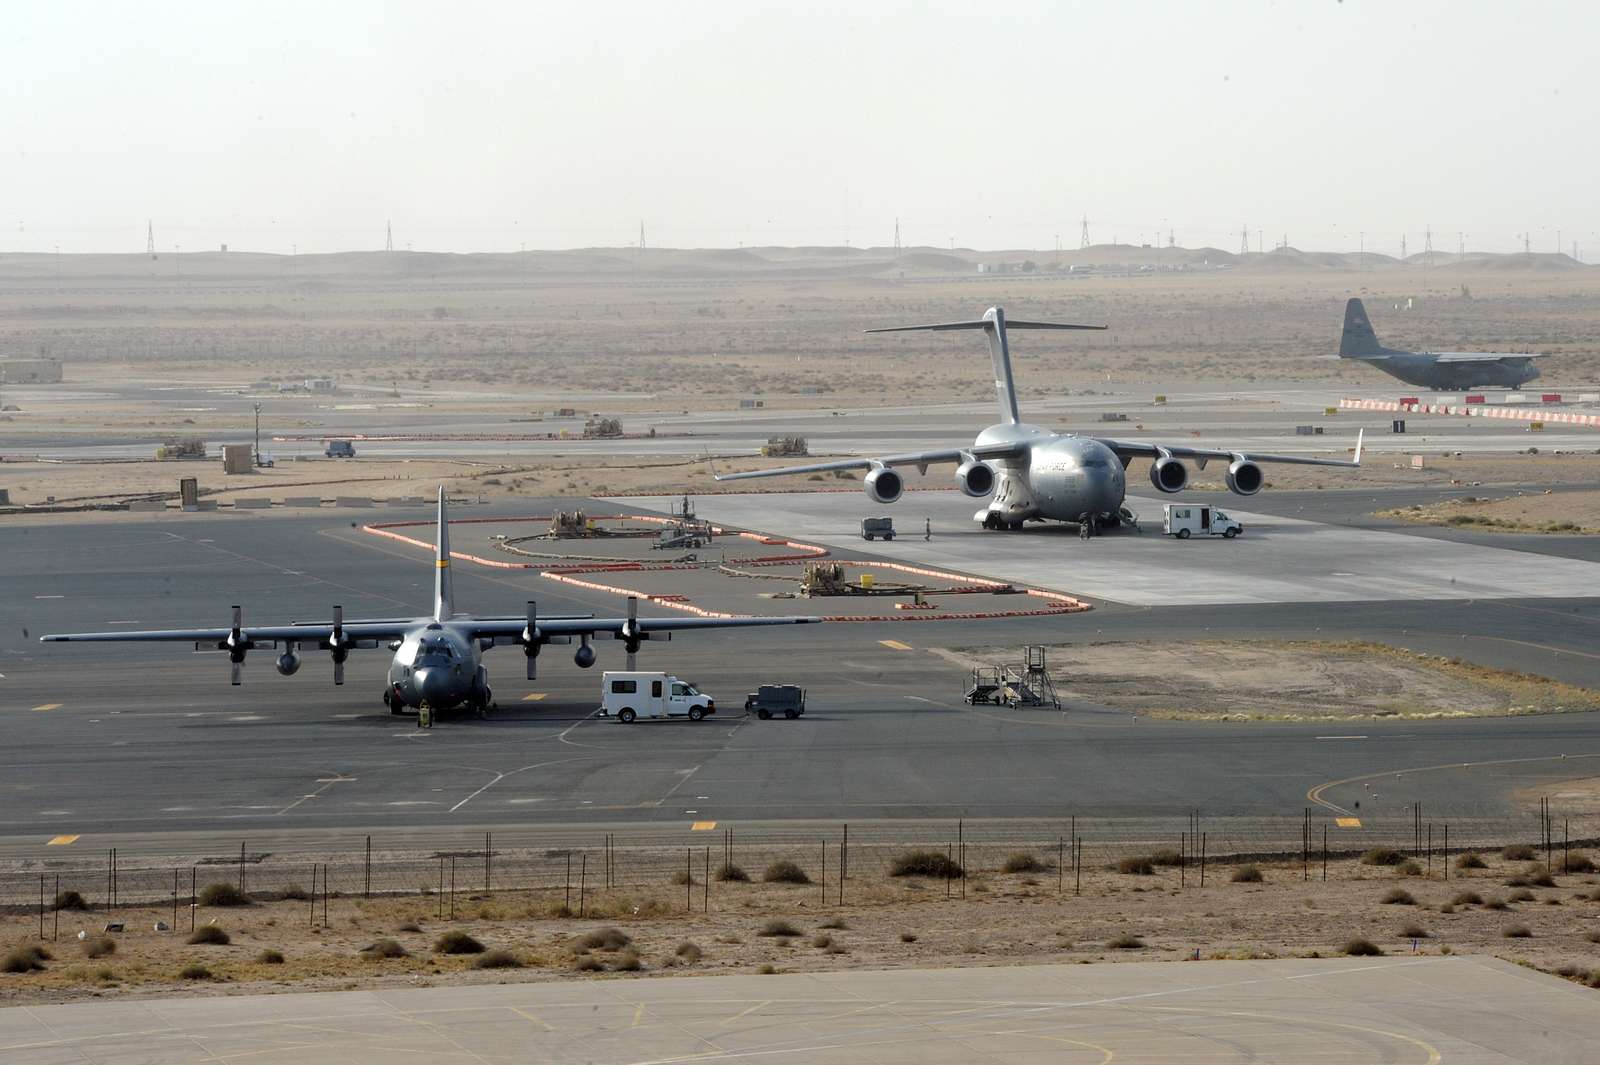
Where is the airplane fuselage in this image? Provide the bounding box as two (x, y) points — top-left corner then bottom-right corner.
(384, 621), (487, 712)
(1360, 351), (1539, 390)
(973, 423), (1126, 526)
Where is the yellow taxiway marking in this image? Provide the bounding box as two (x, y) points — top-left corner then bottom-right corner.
(1335, 817), (1363, 828)
(46, 835), (79, 846)
(522, 693), (548, 702)
(31, 703), (62, 713)
(691, 821), (717, 831)
(879, 639), (913, 651)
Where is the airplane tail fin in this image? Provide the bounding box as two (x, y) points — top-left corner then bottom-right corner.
(866, 307), (1105, 425)
(433, 486), (454, 621)
(1339, 298), (1385, 357)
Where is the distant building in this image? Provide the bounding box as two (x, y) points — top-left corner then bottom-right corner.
(0, 358), (63, 384)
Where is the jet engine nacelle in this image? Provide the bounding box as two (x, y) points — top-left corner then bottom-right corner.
(275, 652), (302, 676)
(954, 460), (995, 498)
(1225, 458), (1264, 496)
(863, 467), (904, 504)
(1149, 457), (1188, 493)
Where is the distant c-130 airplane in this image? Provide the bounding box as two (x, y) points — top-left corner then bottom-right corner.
(1338, 297), (1549, 390)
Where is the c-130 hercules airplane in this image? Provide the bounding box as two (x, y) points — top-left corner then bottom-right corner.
(41, 488), (817, 717)
(716, 306), (1363, 534)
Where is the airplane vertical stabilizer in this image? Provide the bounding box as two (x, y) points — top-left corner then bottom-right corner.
(433, 486), (454, 621)
(1339, 298), (1387, 357)
(863, 307), (1106, 426)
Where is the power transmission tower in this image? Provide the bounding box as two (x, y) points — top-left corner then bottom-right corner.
(1523, 232), (1531, 254)
(893, 217), (901, 257)
(1079, 214), (1091, 250)
(146, 220), (156, 259)
(1458, 232), (1464, 258)
(1239, 225), (1249, 256)
(1400, 235), (1408, 262)
(639, 221), (646, 253)
(1167, 229), (1175, 249)
(1424, 225), (1433, 268)
(385, 220), (393, 252)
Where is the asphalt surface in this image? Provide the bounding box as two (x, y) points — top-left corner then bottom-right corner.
(3, 498), (1600, 860)
(2, 956), (1591, 1064)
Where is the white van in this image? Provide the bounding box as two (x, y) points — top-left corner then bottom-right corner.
(1162, 503), (1243, 539)
(600, 671), (716, 723)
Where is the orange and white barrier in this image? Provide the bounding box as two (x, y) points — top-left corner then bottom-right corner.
(1341, 397), (1600, 428)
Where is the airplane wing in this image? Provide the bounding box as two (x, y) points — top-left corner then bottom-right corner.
(712, 441), (1028, 482)
(1098, 429), (1363, 469)
(464, 615), (820, 641)
(1427, 351), (1550, 362)
(40, 621), (409, 644)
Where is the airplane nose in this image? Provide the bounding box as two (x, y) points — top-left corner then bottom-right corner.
(414, 668), (453, 707)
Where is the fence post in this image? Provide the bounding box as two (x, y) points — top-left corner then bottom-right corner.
(190, 867), (196, 932)
(579, 853), (587, 918)
(171, 870), (178, 933)
(839, 824), (849, 907)
(1443, 824), (1449, 881)
(106, 849), (112, 914)
(310, 864), (317, 929)
(365, 835), (371, 898)
(239, 841), (246, 895)
(1074, 837), (1081, 896)
(1180, 832), (1186, 889)
(38, 875), (44, 941)
(1200, 832), (1206, 887)
(323, 864), (329, 927)
(485, 832), (492, 893)
(1303, 809), (1310, 881)
(1322, 825), (1328, 882)
(55, 874), (60, 941)
(449, 856), (456, 920)
(1058, 837), (1064, 896)
(820, 842), (826, 908)
(947, 844), (953, 899)
(1427, 823), (1432, 877)
(437, 857), (444, 920)
(703, 847), (709, 914)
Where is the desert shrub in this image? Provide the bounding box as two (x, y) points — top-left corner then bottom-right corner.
(198, 882), (250, 907)
(1503, 925), (1532, 938)
(81, 935), (116, 959)
(714, 863), (750, 882)
(187, 925), (230, 945)
(178, 962), (212, 980)
(810, 934), (833, 949)
(1343, 939), (1384, 957)
(675, 941), (703, 963)
(1439, 903), (1455, 914)
(433, 930), (484, 955)
(1106, 934), (1145, 950)
(1400, 861), (1423, 877)
(1116, 856), (1155, 876)
(398, 921), (422, 933)
(52, 890), (87, 911)
(1508, 889), (1536, 903)
(1525, 869), (1556, 888)
(1, 944), (49, 973)
(1231, 865), (1263, 883)
(613, 949), (642, 972)
(360, 939), (408, 959)
(1484, 897), (1509, 910)
(757, 963), (777, 975)
(1455, 852), (1486, 870)
(1451, 891), (1482, 906)
(900, 932), (918, 943)
(1361, 848), (1405, 866)
(670, 870), (695, 886)
(576, 927), (632, 952)
(818, 917), (848, 930)
(889, 851), (962, 879)
(1584, 931), (1600, 944)
(758, 919), (801, 938)
(1399, 923), (1429, 939)
(763, 860), (812, 885)
(572, 955), (604, 972)
(1001, 852), (1047, 874)
(1149, 848), (1184, 867)
(825, 943), (849, 955)
(280, 885), (309, 901)
(473, 949), (522, 970)
(1502, 844), (1536, 861)
(1380, 888), (1415, 905)
(256, 949), (285, 964)
(1560, 853), (1596, 874)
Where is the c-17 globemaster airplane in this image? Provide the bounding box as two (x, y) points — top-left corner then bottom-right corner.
(716, 306), (1363, 534)
(42, 488), (817, 717)
(1339, 297), (1548, 390)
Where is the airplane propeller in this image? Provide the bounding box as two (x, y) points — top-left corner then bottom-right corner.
(322, 604), (351, 686)
(521, 599), (541, 680)
(226, 604), (247, 686)
(623, 595), (640, 671)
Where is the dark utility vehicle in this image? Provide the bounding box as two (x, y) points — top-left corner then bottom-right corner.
(745, 684), (806, 719)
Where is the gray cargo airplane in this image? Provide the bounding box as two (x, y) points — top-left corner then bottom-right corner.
(1339, 297), (1547, 389)
(715, 306), (1362, 534)
(41, 488), (817, 716)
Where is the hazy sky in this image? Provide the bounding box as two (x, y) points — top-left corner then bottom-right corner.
(6, 1), (1597, 255)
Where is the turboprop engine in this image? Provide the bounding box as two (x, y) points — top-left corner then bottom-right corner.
(863, 467), (904, 504)
(1149, 457), (1188, 493)
(954, 460), (995, 498)
(1226, 458), (1264, 496)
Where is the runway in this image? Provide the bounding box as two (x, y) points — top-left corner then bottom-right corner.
(4, 503), (1600, 856)
(0, 956), (1589, 1064)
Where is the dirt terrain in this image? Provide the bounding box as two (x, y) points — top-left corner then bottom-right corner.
(1379, 488), (1600, 535)
(4, 847), (1599, 1005)
(941, 641), (1600, 720)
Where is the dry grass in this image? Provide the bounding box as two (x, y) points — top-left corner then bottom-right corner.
(1343, 938), (1384, 957)
(1231, 866), (1264, 884)
(1456, 853), (1487, 870)
(197, 883), (250, 907)
(186, 926), (230, 946)
(575, 927), (632, 952)
(758, 919), (801, 938)
(762, 861), (811, 885)
(890, 851), (964, 879)
(1362, 848), (1405, 867)
(714, 863), (750, 883)
(433, 930), (485, 955)
(473, 949), (523, 970)
(1106, 934), (1145, 950)
(1000, 853), (1048, 874)
(81, 935), (115, 960)
(1380, 888), (1416, 905)
(359, 939), (408, 960)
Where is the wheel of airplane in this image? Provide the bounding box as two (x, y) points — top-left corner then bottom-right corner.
(618, 707), (637, 723)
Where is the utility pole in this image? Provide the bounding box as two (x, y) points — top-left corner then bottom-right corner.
(385, 220), (393, 252)
(1079, 214), (1091, 250)
(146, 220), (156, 259)
(639, 220), (646, 253)
(1524, 232), (1531, 254)
(893, 217), (901, 258)
(252, 403), (262, 466)
(1239, 224), (1249, 256)
(1458, 232), (1465, 258)
(1400, 234), (1407, 262)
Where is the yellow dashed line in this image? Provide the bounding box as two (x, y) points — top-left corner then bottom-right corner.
(521, 693), (548, 702)
(46, 835), (79, 846)
(1336, 817), (1363, 828)
(691, 821), (717, 831)
(878, 639), (913, 651)
(31, 703), (62, 713)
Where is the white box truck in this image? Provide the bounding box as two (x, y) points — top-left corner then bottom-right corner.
(600, 671), (716, 723)
(1162, 504), (1242, 539)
